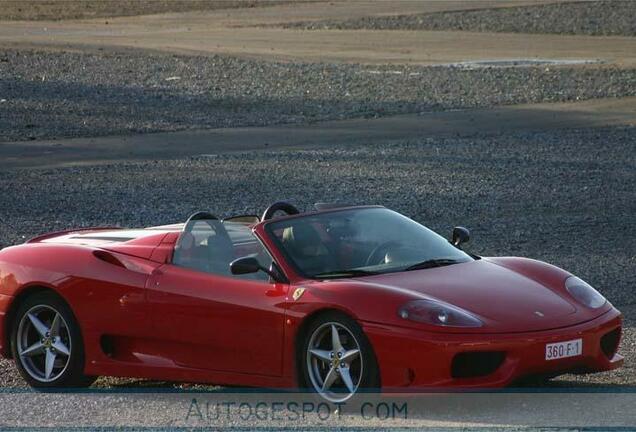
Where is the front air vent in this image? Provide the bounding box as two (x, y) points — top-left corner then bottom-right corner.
(451, 351), (506, 379)
(600, 328), (621, 359)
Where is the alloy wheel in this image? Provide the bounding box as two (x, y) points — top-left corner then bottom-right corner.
(306, 322), (363, 402)
(16, 304), (72, 382)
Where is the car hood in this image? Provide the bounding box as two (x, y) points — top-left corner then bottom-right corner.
(350, 258), (592, 332)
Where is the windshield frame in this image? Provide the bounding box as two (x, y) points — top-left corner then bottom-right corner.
(262, 206), (473, 280)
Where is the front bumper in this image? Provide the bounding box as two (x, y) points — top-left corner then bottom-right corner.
(363, 308), (623, 390)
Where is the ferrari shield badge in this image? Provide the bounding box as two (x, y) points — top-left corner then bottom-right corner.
(292, 287), (306, 301)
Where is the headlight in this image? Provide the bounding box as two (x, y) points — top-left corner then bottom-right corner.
(565, 276), (606, 309)
(398, 299), (482, 327)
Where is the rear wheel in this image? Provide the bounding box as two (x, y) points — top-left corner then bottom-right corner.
(301, 312), (379, 402)
(11, 292), (95, 388)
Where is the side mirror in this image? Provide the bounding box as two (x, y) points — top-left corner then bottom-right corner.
(230, 257), (288, 283)
(230, 256), (261, 275)
(451, 226), (470, 248)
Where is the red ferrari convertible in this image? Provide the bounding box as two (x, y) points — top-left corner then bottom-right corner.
(0, 203), (622, 402)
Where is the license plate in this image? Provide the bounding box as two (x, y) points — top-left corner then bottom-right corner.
(545, 338), (583, 360)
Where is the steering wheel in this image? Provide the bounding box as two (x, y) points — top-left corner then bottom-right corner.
(365, 241), (401, 266)
(261, 202), (300, 221)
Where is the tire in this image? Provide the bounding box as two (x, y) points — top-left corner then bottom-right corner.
(300, 311), (380, 403)
(10, 291), (95, 388)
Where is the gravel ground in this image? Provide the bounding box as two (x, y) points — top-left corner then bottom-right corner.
(1, 48), (636, 142)
(0, 0), (297, 21)
(281, 0), (636, 36)
(0, 125), (634, 388)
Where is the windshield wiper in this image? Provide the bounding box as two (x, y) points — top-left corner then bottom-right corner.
(404, 259), (463, 272)
(312, 269), (379, 279)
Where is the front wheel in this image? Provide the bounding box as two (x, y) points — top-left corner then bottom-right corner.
(11, 292), (95, 388)
(301, 312), (379, 403)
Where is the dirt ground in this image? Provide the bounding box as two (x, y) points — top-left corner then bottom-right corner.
(6, 0), (632, 67)
(2, 96), (635, 170)
(0, 0), (556, 22)
(0, 0), (303, 21)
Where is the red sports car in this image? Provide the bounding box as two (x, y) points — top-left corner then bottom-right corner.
(0, 203), (622, 402)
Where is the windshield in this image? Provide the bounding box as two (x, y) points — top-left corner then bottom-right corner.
(265, 207), (473, 278)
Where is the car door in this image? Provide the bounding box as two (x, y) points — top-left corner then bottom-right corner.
(146, 219), (289, 377)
